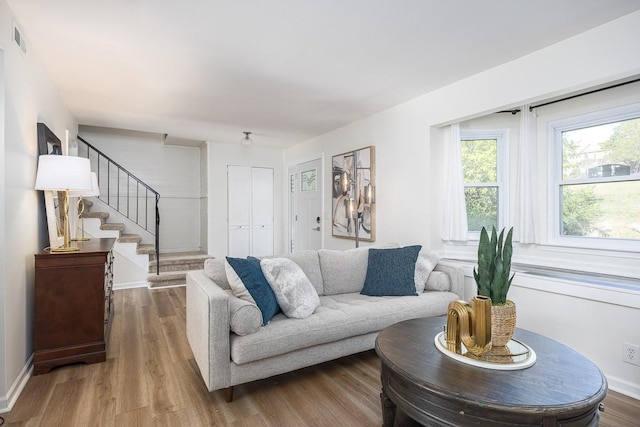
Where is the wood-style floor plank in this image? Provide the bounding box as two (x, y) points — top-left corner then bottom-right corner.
(3, 286), (638, 426)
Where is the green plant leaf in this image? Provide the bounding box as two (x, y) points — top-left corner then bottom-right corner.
(475, 226), (515, 305)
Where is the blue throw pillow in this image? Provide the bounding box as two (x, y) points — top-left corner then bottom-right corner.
(226, 256), (280, 324)
(361, 245), (422, 296)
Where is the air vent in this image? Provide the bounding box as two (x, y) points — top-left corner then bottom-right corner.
(13, 22), (27, 54)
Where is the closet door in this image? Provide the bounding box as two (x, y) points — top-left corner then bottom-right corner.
(227, 166), (274, 257)
(251, 167), (274, 257)
(227, 166), (251, 257)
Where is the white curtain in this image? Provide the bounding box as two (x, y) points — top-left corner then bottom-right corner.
(515, 105), (537, 243)
(442, 123), (469, 241)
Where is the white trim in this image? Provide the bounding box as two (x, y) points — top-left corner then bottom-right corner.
(460, 128), (509, 239)
(287, 167), (296, 253)
(547, 102), (640, 252)
(514, 271), (640, 310)
(113, 280), (149, 290)
(607, 375), (640, 401)
(0, 355), (32, 413)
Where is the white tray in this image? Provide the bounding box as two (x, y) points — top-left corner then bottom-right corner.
(434, 331), (536, 370)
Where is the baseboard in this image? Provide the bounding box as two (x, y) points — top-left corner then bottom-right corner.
(113, 281), (187, 291)
(113, 280), (148, 290)
(0, 355), (33, 413)
(148, 283), (187, 289)
(607, 374), (640, 400)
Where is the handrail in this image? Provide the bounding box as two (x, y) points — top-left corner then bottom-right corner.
(77, 135), (161, 275)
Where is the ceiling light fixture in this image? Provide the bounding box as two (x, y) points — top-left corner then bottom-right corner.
(241, 131), (253, 147)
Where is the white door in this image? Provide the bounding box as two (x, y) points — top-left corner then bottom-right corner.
(227, 166), (251, 257)
(227, 165), (274, 257)
(251, 167), (274, 257)
(293, 158), (323, 252)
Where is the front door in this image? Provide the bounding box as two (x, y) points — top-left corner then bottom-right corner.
(292, 158), (323, 252)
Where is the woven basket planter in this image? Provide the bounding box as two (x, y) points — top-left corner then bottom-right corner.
(491, 300), (516, 347)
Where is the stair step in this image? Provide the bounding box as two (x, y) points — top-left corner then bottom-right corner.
(148, 253), (211, 274)
(82, 211), (109, 221)
(101, 223), (125, 231)
(118, 233), (142, 244)
(147, 270), (189, 288)
(80, 199), (94, 211)
(137, 244), (156, 255)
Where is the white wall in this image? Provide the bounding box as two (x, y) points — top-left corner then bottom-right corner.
(78, 127), (202, 253)
(285, 11), (640, 397)
(1, 0), (78, 411)
(207, 141), (284, 258)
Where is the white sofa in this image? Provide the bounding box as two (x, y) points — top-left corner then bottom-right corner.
(186, 247), (464, 401)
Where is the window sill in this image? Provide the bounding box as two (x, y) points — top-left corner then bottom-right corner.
(444, 258), (640, 309)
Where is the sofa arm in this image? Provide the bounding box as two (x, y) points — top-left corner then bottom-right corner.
(186, 270), (232, 392)
(434, 261), (465, 300)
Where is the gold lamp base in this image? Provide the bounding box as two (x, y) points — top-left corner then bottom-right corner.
(51, 190), (80, 253)
(50, 245), (80, 252)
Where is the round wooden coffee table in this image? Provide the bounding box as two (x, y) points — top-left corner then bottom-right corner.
(375, 317), (607, 427)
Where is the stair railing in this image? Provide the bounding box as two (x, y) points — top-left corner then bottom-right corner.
(77, 136), (161, 274)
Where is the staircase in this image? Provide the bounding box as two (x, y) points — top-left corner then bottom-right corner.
(81, 199), (211, 288)
(147, 252), (212, 287)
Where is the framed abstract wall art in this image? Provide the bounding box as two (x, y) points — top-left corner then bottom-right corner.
(331, 145), (375, 243)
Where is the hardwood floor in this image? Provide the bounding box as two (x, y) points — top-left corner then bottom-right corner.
(4, 287), (639, 426)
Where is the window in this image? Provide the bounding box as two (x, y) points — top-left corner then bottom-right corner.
(460, 130), (508, 236)
(550, 103), (640, 249)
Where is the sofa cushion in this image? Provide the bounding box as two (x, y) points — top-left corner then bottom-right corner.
(260, 258), (320, 318)
(361, 246), (421, 296)
(318, 243), (399, 295)
(317, 247), (369, 295)
(279, 250), (324, 295)
(414, 249), (439, 293)
(225, 257), (280, 325)
(225, 259), (256, 304)
(204, 258), (230, 289)
(227, 291), (263, 336)
(425, 270), (451, 292)
(229, 290), (458, 364)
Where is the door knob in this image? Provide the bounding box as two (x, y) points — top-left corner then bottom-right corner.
(312, 226), (320, 231)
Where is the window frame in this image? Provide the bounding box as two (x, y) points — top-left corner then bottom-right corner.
(548, 102), (640, 252)
(460, 129), (509, 240)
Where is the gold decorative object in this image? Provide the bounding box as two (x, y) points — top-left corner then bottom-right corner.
(446, 296), (492, 357)
(491, 300), (517, 346)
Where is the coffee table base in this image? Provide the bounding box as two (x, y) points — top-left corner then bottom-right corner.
(380, 364), (601, 426)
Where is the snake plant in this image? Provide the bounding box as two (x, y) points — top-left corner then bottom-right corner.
(473, 226), (514, 305)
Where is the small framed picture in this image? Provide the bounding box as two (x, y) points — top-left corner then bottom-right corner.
(301, 169), (317, 191)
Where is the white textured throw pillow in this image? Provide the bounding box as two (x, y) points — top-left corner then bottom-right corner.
(414, 249), (439, 293)
(260, 258), (320, 319)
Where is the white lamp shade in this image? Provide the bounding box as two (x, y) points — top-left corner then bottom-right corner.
(35, 155), (93, 191)
(69, 172), (100, 197)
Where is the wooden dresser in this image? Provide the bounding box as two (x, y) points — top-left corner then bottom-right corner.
(33, 238), (115, 374)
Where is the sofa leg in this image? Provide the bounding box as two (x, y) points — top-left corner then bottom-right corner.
(225, 386), (234, 402)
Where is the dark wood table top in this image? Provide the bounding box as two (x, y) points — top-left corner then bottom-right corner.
(36, 238), (116, 256)
(376, 316), (607, 417)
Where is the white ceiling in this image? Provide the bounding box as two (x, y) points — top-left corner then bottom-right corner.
(8, 1), (640, 148)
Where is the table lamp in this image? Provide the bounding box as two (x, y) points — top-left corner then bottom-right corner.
(35, 155), (93, 252)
